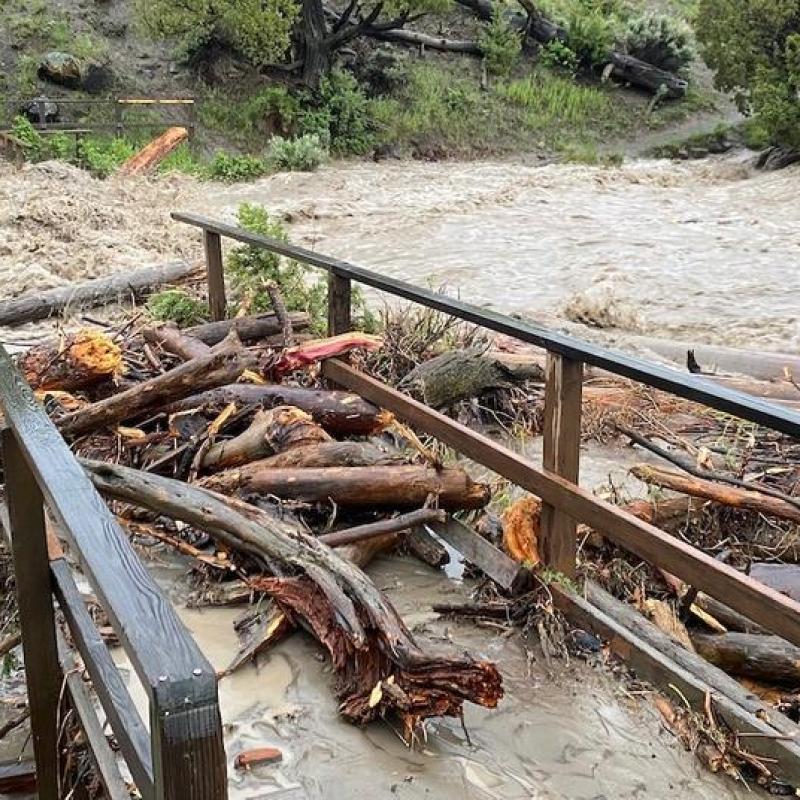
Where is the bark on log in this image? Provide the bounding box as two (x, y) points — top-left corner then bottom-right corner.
(691, 632), (800, 685)
(0, 261), (203, 328)
(58, 334), (252, 437)
(187, 311), (311, 346)
(631, 465), (800, 524)
(693, 593), (768, 635)
(401, 349), (543, 409)
(607, 53), (688, 98)
(200, 465), (491, 510)
(16, 331), (123, 391)
(321, 509), (446, 547)
(269, 332), (382, 378)
(82, 459), (503, 729)
(143, 323), (211, 361)
(257, 440), (404, 469)
(364, 27), (482, 53)
(405, 527), (450, 568)
(119, 127), (189, 176)
(164, 384), (393, 436)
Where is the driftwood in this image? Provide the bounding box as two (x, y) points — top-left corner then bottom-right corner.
(691, 632), (800, 685)
(405, 527), (450, 568)
(693, 593), (768, 635)
(364, 27), (482, 53)
(82, 459), (503, 730)
(187, 311), (311, 346)
(631, 464), (800, 524)
(165, 384), (393, 436)
(268, 332), (382, 378)
(321, 509), (446, 547)
(0, 261), (203, 327)
(401, 349), (543, 409)
(200, 464), (491, 510)
(16, 331), (123, 391)
(119, 127), (189, 176)
(143, 323), (211, 361)
(257, 440), (404, 469)
(58, 334), (252, 437)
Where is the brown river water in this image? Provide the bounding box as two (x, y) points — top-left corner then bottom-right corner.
(1, 154), (796, 796)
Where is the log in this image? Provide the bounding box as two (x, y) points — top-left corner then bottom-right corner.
(607, 53), (688, 98)
(82, 459), (503, 730)
(143, 323), (210, 361)
(57, 333), (252, 437)
(321, 509), (446, 547)
(233, 747), (282, 769)
(165, 384), (393, 437)
(187, 311), (311, 346)
(200, 465), (491, 510)
(630, 464), (800, 524)
(16, 330), (123, 391)
(119, 126), (189, 176)
(693, 593), (768, 635)
(256, 441), (404, 469)
(405, 527), (451, 568)
(691, 632), (800, 685)
(364, 27), (482, 53)
(401, 349), (543, 409)
(0, 261), (203, 327)
(269, 332), (382, 378)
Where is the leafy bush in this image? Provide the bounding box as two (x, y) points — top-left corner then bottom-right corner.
(11, 116), (44, 160)
(539, 40), (579, 74)
(622, 13), (694, 73)
(158, 143), (204, 175)
(205, 151), (267, 182)
(77, 138), (136, 177)
(564, 0), (617, 69)
(696, 0), (800, 149)
(479, 10), (522, 77)
(147, 290), (210, 326)
(266, 134), (328, 171)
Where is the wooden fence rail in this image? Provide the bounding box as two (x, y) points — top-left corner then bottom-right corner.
(172, 209), (800, 648)
(0, 344), (227, 800)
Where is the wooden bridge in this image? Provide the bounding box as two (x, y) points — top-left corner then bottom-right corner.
(1, 210), (799, 796)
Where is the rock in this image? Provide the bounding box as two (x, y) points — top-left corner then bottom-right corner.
(38, 52), (82, 89)
(22, 97), (59, 125)
(687, 145), (709, 159)
(81, 62), (114, 94)
(708, 138), (732, 155)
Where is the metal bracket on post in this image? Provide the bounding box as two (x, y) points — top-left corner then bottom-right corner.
(1, 428), (62, 799)
(540, 353), (583, 577)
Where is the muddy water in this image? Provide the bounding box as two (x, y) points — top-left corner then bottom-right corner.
(109, 555), (749, 800)
(203, 156), (800, 353)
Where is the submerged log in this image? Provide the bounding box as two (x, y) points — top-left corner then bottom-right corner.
(83, 459), (503, 730)
(188, 312), (311, 346)
(119, 126), (189, 176)
(401, 349), (543, 409)
(165, 384), (393, 436)
(201, 465), (491, 510)
(0, 260), (203, 328)
(58, 334), (252, 437)
(691, 632), (800, 685)
(630, 464), (800, 524)
(16, 330), (123, 391)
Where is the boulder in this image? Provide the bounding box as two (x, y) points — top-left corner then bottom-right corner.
(22, 97), (59, 125)
(38, 52), (82, 89)
(81, 62), (114, 94)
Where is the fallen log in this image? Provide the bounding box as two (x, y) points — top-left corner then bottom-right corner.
(321, 509), (446, 548)
(268, 332), (382, 378)
(119, 126), (189, 176)
(257, 441), (404, 469)
(233, 747), (282, 769)
(607, 53), (688, 98)
(405, 527), (451, 568)
(82, 459), (503, 730)
(0, 261), (203, 328)
(200, 464), (491, 510)
(364, 27), (482, 53)
(693, 593), (768, 635)
(630, 464), (800, 525)
(691, 632), (800, 685)
(16, 330), (123, 391)
(165, 384), (393, 437)
(187, 312), (311, 346)
(143, 322), (211, 361)
(58, 333), (252, 438)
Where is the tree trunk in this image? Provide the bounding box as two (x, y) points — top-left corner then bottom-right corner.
(631, 464), (800, 524)
(119, 127), (189, 176)
(691, 632), (800, 685)
(364, 27), (482, 53)
(58, 334), (252, 437)
(82, 459), (503, 730)
(164, 384), (393, 436)
(200, 464), (491, 510)
(607, 53), (688, 99)
(187, 311), (310, 347)
(692, 593), (768, 635)
(16, 331), (123, 391)
(0, 261), (203, 328)
(302, 0), (331, 89)
(143, 323), (211, 361)
(256, 440), (404, 469)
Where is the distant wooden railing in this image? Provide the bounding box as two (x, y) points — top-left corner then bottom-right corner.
(0, 345), (226, 799)
(173, 210), (800, 647)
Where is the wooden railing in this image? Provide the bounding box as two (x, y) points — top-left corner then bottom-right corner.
(173, 210), (800, 647)
(0, 345), (226, 799)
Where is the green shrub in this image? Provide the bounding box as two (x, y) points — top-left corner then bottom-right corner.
(77, 138), (136, 177)
(11, 116), (44, 160)
(565, 1), (616, 69)
(266, 134), (328, 171)
(479, 9), (522, 77)
(147, 290), (210, 326)
(539, 40), (579, 73)
(206, 151), (267, 182)
(622, 13), (694, 73)
(158, 143), (204, 175)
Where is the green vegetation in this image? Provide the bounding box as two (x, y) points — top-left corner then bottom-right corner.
(479, 10), (522, 77)
(696, 0), (800, 149)
(206, 151), (267, 182)
(147, 290), (210, 326)
(622, 12), (694, 73)
(266, 134), (328, 171)
(539, 41), (579, 75)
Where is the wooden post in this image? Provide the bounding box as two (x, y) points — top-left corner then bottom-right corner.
(203, 231), (226, 321)
(327, 272), (352, 336)
(539, 353), (583, 577)
(1, 428), (62, 799)
(151, 682), (227, 800)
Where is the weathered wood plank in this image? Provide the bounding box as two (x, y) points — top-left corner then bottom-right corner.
(321, 359), (800, 647)
(1, 428), (61, 799)
(203, 230), (226, 321)
(540, 354), (582, 576)
(327, 273), (352, 336)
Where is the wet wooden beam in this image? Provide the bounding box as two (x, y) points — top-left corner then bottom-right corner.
(203, 230), (226, 321)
